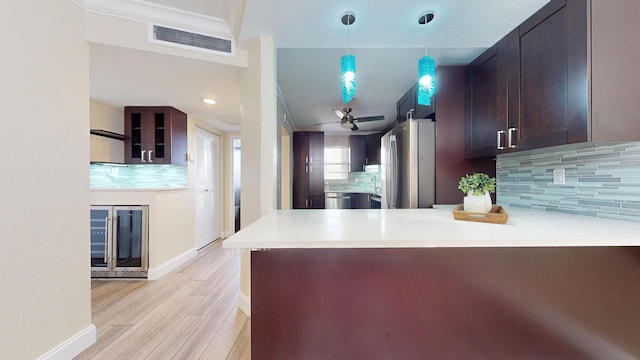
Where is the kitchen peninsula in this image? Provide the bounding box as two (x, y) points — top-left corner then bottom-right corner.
(224, 207), (640, 359)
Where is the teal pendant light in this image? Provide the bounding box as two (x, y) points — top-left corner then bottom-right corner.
(341, 11), (356, 104)
(417, 11), (436, 106)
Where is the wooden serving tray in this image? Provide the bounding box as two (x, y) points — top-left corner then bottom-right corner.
(452, 204), (509, 224)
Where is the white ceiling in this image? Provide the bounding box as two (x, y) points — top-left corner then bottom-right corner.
(87, 0), (550, 134)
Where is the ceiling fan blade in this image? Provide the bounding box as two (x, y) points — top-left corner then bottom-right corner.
(332, 109), (345, 118)
(351, 123), (359, 131)
(313, 120), (339, 125)
(354, 115), (385, 123)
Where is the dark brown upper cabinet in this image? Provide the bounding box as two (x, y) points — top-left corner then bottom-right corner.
(465, 0), (590, 158)
(465, 36), (509, 159)
(349, 135), (366, 172)
(124, 106), (188, 165)
(293, 132), (325, 209)
(349, 133), (381, 172)
(364, 133), (381, 165)
(397, 84), (436, 125)
(514, 0), (588, 151)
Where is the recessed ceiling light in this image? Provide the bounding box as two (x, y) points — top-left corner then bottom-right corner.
(202, 98), (216, 105)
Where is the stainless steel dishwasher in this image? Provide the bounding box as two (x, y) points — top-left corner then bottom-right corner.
(325, 192), (351, 209)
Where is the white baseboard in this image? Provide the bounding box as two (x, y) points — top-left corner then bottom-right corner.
(147, 247), (197, 280)
(37, 324), (96, 360)
(238, 291), (251, 317)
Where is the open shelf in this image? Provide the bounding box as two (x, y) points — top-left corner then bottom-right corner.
(90, 129), (125, 141)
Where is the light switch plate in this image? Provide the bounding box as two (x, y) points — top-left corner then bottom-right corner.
(553, 168), (565, 185)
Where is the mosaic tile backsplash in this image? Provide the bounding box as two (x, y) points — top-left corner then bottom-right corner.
(497, 142), (640, 222)
(90, 163), (188, 189)
(325, 165), (381, 194)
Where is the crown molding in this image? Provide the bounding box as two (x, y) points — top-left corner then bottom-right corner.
(72, 0), (233, 39)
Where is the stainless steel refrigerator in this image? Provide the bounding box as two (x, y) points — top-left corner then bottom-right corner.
(381, 119), (435, 209)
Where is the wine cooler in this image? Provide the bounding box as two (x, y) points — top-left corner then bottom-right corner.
(90, 205), (149, 278)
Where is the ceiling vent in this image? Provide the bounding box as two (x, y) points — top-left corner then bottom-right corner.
(150, 25), (233, 55)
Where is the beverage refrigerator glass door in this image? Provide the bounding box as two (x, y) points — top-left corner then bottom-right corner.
(90, 205), (149, 278)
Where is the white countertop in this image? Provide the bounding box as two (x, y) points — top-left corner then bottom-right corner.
(222, 206), (640, 249)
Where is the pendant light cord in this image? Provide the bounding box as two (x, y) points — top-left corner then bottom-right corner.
(423, 14), (428, 57)
(347, 18), (351, 56)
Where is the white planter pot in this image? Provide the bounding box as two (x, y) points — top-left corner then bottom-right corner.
(463, 191), (492, 213)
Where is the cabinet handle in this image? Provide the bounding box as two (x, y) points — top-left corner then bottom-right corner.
(305, 199), (308, 207)
(148, 150), (154, 163)
(305, 156), (309, 164)
(309, 157), (313, 163)
(141, 150), (146, 162)
(305, 165), (308, 173)
(508, 128), (518, 149)
(497, 131), (506, 150)
(310, 198), (313, 207)
(103, 217), (110, 264)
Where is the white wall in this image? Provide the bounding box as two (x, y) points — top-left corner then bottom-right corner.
(0, 1), (94, 359)
(238, 36), (277, 308)
(90, 100), (125, 163)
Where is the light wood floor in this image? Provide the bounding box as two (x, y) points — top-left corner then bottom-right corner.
(75, 240), (250, 360)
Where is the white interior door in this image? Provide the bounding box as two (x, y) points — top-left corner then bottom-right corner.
(195, 127), (221, 249)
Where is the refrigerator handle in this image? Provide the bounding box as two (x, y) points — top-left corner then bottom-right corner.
(389, 135), (398, 209)
(385, 138), (392, 208)
(111, 215), (118, 269)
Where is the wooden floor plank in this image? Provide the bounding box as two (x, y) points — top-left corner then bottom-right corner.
(75, 240), (250, 360)
(174, 289), (244, 359)
(197, 310), (249, 360)
(227, 319), (251, 360)
(143, 315), (207, 360)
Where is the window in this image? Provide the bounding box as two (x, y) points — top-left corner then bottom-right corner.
(324, 146), (349, 181)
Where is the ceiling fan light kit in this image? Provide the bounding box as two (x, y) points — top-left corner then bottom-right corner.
(340, 11), (356, 104)
(417, 11), (437, 106)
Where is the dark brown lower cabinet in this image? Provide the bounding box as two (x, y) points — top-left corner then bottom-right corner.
(350, 193), (370, 209)
(293, 164), (324, 209)
(251, 248), (598, 360)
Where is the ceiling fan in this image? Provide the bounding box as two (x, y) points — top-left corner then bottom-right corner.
(316, 107), (385, 131)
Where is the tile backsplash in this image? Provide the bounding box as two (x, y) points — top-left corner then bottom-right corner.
(325, 165), (381, 194)
(497, 142), (640, 222)
(90, 163), (188, 189)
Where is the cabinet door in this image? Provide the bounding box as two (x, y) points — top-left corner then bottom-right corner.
(351, 193), (371, 209)
(365, 134), (381, 165)
(396, 86), (416, 124)
(113, 206), (147, 270)
(90, 207), (111, 269)
(465, 37), (508, 159)
(293, 132), (310, 165)
(308, 132), (324, 165)
(124, 106), (187, 165)
(125, 107), (147, 164)
(162, 107), (188, 166)
(516, 0), (588, 150)
(147, 107), (172, 164)
(309, 193), (325, 209)
(308, 164), (325, 202)
(292, 164), (310, 208)
(349, 135), (366, 172)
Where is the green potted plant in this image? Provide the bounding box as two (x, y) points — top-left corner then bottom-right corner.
(458, 173), (496, 212)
